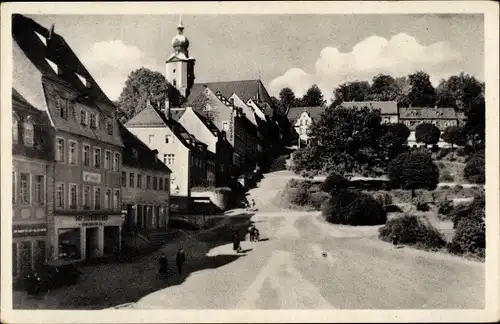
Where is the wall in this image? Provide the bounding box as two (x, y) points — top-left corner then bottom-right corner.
(127, 126), (190, 196)
(190, 191), (229, 212)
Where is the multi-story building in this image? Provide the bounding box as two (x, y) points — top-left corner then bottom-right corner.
(119, 124), (171, 233)
(13, 14), (125, 262)
(399, 106), (463, 148)
(287, 106), (326, 147)
(177, 106), (234, 186)
(125, 101), (208, 197)
(339, 101), (399, 124)
(12, 89), (54, 280)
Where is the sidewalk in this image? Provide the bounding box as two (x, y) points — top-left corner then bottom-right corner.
(13, 211), (255, 310)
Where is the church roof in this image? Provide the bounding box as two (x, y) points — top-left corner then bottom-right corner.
(187, 80), (272, 106)
(340, 101), (398, 115)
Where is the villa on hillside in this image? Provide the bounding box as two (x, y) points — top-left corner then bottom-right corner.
(287, 106), (326, 147)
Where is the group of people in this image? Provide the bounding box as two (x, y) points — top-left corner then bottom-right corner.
(246, 199), (257, 211)
(158, 248), (186, 278)
(231, 224), (261, 253)
(248, 224), (260, 242)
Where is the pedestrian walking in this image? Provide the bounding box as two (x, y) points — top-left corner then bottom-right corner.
(251, 199), (256, 210)
(158, 253), (168, 278)
(232, 231), (242, 253)
(248, 225), (255, 242)
(176, 248), (186, 275)
(255, 228), (260, 242)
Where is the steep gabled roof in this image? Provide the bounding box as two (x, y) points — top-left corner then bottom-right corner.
(230, 93), (258, 126)
(340, 101), (398, 115)
(191, 109), (220, 137)
(187, 79), (272, 105)
(399, 107), (458, 119)
(125, 101), (207, 153)
(287, 106), (326, 123)
(118, 123), (171, 173)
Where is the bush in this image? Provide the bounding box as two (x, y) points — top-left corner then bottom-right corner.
(309, 191), (331, 210)
(441, 185), (450, 190)
(413, 196), (430, 211)
(287, 178), (301, 189)
(464, 155), (485, 184)
(378, 215), (446, 251)
(449, 217), (485, 258)
(453, 184), (464, 193)
(321, 172), (349, 193)
(450, 195), (485, 229)
(437, 161), (446, 168)
(438, 198), (453, 216)
(440, 170), (454, 182)
(322, 190), (387, 226)
(290, 182), (313, 206)
(373, 191), (393, 209)
(388, 151), (439, 196)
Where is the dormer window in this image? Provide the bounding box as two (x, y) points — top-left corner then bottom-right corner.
(45, 58), (59, 75)
(35, 31), (47, 46)
(12, 115), (19, 144)
(75, 73), (91, 88)
(23, 117), (34, 148)
(106, 118), (113, 135)
(80, 109), (88, 126)
(89, 112), (98, 129)
(56, 97), (69, 120)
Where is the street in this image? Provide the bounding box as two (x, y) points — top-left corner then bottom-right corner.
(130, 211), (484, 309)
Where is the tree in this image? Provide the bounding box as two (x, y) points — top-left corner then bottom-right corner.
(407, 71), (437, 107)
(301, 84), (325, 107)
(291, 105), (386, 177)
(464, 155), (485, 184)
(116, 68), (183, 123)
(368, 74), (401, 101)
(415, 123), (441, 146)
(278, 87), (296, 113)
(386, 123), (411, 141)
(441, 125), (468, 148)
(388, 151), (440, 198)
(379, 126), (408, 161)
(331, 81), (370, 108)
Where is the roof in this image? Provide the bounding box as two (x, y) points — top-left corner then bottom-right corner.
(287, 106), (326, 123)
(170, 108), (186, 121)
(118, 123), (171, 173)
(192, 109), (220, 137)
(399, 107), (458, 119)
(186, 80), (272, 105)
(12, 89), (54, 161)
(124, 101), (207, 153)
(12, 14), (112, 105)
(339, 101), (398, 115)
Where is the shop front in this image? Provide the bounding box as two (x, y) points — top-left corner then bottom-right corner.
(12, 223), (48, 280)
(53, 213), (124, 262)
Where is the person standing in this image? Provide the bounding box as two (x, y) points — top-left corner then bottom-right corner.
(158, 253), (168, 278)
(176, 248), (186, 275)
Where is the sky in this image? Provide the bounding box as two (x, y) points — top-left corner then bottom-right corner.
(27, 14), (484, 102)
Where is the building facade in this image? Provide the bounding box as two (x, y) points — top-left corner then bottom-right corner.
(119, 124), (171, 234)
(399, 107), (462, 148)
(287, 106), (326, 146)
(12, 89), (54, 280)
(339, 101), (399, 124)
(13, 14), (125, 262)
(125, 101), (208, 197)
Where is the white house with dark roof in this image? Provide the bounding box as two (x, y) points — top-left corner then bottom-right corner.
(287, 106), (327, 146)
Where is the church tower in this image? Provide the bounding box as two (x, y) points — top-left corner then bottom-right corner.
(165, 17), (196, 99)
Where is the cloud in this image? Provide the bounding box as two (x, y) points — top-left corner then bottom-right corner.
(80, 40), (155, 100)
(268, 33), (463, 102)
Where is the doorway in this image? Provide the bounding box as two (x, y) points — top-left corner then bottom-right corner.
(85, 227), (99, 260)
(104, 226), (120, 255)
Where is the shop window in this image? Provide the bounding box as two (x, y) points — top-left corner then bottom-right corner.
(20, 241), (33, 274)
(69, 141), (78, 165)
(34, 175), (45, 205)
(82, 144), (90, 167)
(20, 173), (30, 204)
(58, 228), (81, 260)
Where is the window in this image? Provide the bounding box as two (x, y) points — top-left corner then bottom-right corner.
(173, 79), (177, 87)
(13, 116), (19, 144)
(83, 185), (91, 209)
(105, 118), (113, 135)
(56, 138), (65, 162)
(173, 69), (176, 73)
(222, 121), (229, 131)
(159, 178), (163, 191)
(153, 176), (157, 190)
(57, 97), (68, 119)
(82, 144), (90, 167)
(148, 134), (154, 144)
(129, 173), (135, 188)
(69, 141), (77, 165)
(80, 109), (88, 126)
(165, 135), (171, 143)
(23, 120), (34, 147)
(94, 187), (101, 209)
(113, 189), (120, 210)
(69, 184), (77, 209)
(20, 173), (30, 204)
(146, 176), (151, 189)
(12, 172), (16, 204)
(94, 147), (101, 169)
(113, 152), (120, 171)
(122, 172), (127, 187)
(164, 178), (169, 191)
(137, 174), (142, 188)
(34, 175), (45, 205)
(56, 183), (65, 209)
(90, 112), (98, 129)
(104, 150), (111, 170)
(164, 154), (175, 165)
(104, 189), (111, 209)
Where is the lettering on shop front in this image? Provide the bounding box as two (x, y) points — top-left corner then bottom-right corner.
(81, 222), (104, 227)
(75, 215), (108, 222)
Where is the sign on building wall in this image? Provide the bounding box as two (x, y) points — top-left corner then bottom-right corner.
(83, 171), (101, 184)
(13, 224), (47, 238)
